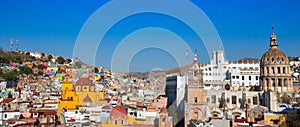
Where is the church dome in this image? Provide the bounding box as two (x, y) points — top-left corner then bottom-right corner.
(260, 26), (289, 65)
(261, 48), (289, 65)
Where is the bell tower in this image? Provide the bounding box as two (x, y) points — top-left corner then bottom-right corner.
(185, 50), (206, 127)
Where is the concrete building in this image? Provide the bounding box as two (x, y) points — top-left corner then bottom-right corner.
(165, 75), (187, 110)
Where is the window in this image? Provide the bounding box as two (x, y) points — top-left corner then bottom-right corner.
(248, 98), (251, 104)
(121, 120), (123, 124)
(4, 114), (7, 118)
(212, 95), (216, 103)
(194, 71), (198, 77)
(242, 76), (245, 80)
(232, 96), (237, 104)
(277, 67), (281, 74)
(253, 97), (258, 105)
(194, 97), (198, 103)
(115, 120), (118, 124)
(249, 76), (251, 80)
(236, 76), (239, 79)
(278, 79), (282, 86)
(84, 87), (87, 90)
(232, 76), (235, 79)
(194, 112), (198, 119)
(206, 98), (210, 103)
(256, 76), (259, 80)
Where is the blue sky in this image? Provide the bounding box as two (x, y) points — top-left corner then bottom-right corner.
(0, 0), (299, 72)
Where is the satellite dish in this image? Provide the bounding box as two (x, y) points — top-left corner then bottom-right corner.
(225, 84), (230, 90)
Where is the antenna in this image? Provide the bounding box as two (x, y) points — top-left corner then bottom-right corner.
(16, 40), (19, 52)
(10, 38), (14, 52)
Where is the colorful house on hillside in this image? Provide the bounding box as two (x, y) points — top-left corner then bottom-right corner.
(57, 81), (81, 118)
(75, 77), (104, 105)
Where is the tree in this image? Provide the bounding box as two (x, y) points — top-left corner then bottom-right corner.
(57, 56), (65, 64)
(37, 71), (44, 76)
(66, 58), (72, 64)
(94, 67), (99, 73)
(284, 110), (300, 127)
(7, 91), (13, 98)
(25, 52), (30, 55)
(47, 55), (53, 61)
(37, 64), (46, 70)
(18, 66), (33, 75)
(281, 93), (291, 104)
(2, 70), (18, 81)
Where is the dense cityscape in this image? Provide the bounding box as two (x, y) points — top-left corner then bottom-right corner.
(0, 29), (299, 127)
(1, 1), (300, 127)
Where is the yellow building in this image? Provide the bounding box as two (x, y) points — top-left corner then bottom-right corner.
(264, 113), (286, 125)
(58, 81), (81, 117)
(75, 77), (104, 105)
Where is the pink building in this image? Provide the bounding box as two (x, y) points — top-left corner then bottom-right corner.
(152, 95), (167, 109)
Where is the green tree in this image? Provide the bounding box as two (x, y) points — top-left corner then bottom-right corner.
(281, 93), (291, 104)
(47, 55), (53, 61)
(37, 64), (46, 70)
(66, 58), (72, 64)
(18, 66), (33, 75)
(0, 68), (3, 75)
(37, 71), (44, 76)
(284, 110), (300, 127)
(94, 67), (99, 73)
(2, 70), (18, 81)
(57, 56), (65, 64)
(7, 91), (13, 98)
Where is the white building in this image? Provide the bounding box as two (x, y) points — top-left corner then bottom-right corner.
(201, 50), (260, 87)
(29, 52), (42, 59)
(0, 110), (20, 126)
(202, 50), (229, 85)
(228, 59), (260, 87)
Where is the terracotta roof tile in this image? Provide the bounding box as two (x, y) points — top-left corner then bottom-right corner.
(75, 78), (94, 86)
(1, 98), (16, 103)
(110, 105), (127, 117)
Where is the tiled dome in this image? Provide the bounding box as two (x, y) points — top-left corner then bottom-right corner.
(261, 48), (289, 65)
